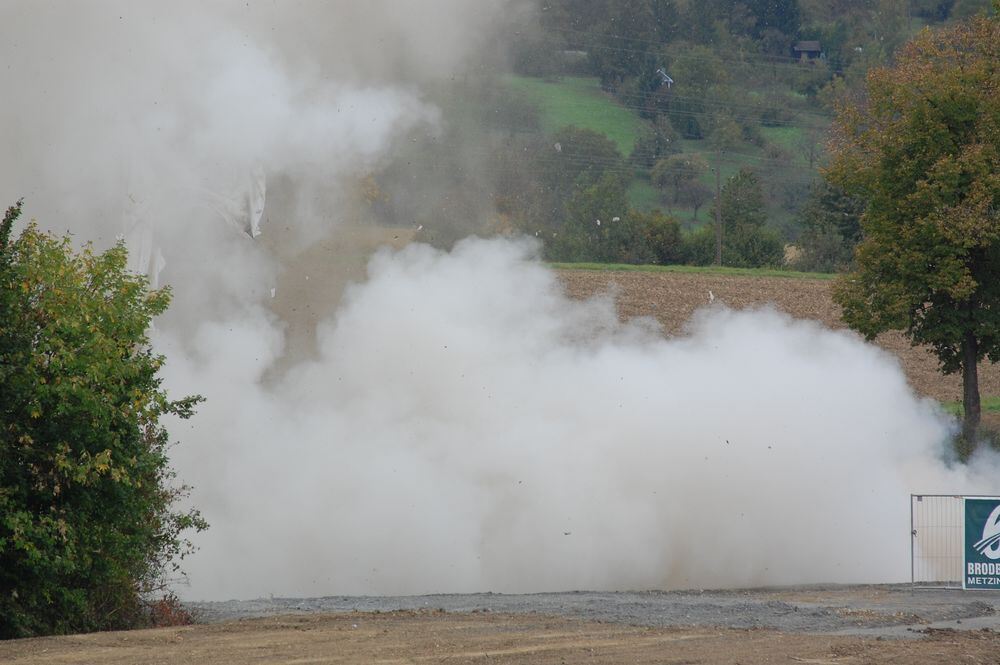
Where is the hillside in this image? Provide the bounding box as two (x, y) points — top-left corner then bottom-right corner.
(500, 73), (822, 228)
(505, 75), (645, 156)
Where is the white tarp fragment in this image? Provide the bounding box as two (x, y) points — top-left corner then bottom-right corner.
(122, 194), (166, 288)
(248, 165), (266, 238)
(203, 166), (267, 239)
(122, 166), (265, 286)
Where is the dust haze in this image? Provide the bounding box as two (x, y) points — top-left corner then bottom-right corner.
(2, 1), (997, 600)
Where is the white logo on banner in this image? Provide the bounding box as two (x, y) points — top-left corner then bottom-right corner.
(973, 505), (1000, 560)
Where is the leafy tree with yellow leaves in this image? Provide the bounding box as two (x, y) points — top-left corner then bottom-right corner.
(828, 9), (1000, 449)
(0, 201), (206, 637)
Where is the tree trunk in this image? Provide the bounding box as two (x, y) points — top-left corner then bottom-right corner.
(962, 330), (981, 442)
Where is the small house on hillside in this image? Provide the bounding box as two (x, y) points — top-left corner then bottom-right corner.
(655, 68), (674, 89)
(792, 41), (823, 61)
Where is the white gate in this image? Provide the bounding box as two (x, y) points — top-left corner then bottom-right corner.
(910, 494), (963, 587)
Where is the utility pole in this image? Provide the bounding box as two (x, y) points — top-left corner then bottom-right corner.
(713, 150), (722, 266)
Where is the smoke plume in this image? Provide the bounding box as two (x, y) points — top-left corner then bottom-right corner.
(2, 1), (998, 600)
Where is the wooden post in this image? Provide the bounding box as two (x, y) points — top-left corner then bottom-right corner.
(714, 151), (722, 266)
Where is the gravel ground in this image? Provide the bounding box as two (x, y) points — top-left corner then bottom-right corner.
(186, 584), (1000, 638)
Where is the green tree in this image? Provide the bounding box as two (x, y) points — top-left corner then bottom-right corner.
(745, 0), (802, 38)
(713, 168), (784, 267)
(912, 0), (956, 21)
(951, 0), (995, 18)
(0, 201), (206, 638)
(635, 209), (684, 264)
(651, 153), (709, 212)
(718, 168), (767, 230)
(828, 13), (1000, 446)
(794, 178), (864, 272)
(629, 114), (680, 169)
(677, 179), (714, 221)
(588, 0), (660, 89)
(550, 173), (631, 261)
(532, 126), (625, 233)
(662, 43), (729, 139)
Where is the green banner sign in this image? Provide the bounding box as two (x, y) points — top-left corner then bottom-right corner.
(964, 497), (1000, 590)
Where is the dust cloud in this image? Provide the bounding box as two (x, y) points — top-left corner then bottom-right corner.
(160, 237), (999, 598)
(1, 2), (997, 600)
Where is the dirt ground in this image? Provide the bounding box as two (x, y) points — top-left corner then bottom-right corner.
(263, 237), (1000, 410)
(557, 269), (1000, 425)
(6, 585), (1000, 663)
(3, 611), (1000, 665)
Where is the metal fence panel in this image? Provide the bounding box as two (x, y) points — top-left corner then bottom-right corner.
(911, 494), (963, 587)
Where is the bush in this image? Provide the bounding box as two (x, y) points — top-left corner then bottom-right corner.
(635, 211), (684, 264)
(681, 226), (718, 265)
(722, 224), (785, 268)
(629, 115), (680, 169)
(792, 178), (863, 272)
(0, 201), (206, 638)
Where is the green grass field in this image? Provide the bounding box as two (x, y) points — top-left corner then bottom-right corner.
(941, 396), (1000, 416)
(627, 179), (661, 212)
(626, 178), (719, 229)
(550, 261), (835, 280)
(759, 126), (805, 152)
(505, 75), (645, 155)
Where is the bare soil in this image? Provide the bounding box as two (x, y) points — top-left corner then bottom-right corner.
(264, 235), (1000, 411)
(557, 268), (1000, 426)
(3, 610), (1000, 664)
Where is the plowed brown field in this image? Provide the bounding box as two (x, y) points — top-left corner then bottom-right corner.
(557, 268), (1000, 423)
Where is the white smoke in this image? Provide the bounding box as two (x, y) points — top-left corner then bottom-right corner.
(157, 237), (998, 599)
(3, 2), (998, 601)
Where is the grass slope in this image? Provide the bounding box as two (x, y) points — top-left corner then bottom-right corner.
(626, 179), (661, 213)
(505, 75), (645, 156)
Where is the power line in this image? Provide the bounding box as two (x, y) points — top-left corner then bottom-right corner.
(398, 134), (823, 170)
(384, 148), (821, 187)
(502, 79), (834, 129)
(608, 89), (834, 121)
(536, 25), (855, 77)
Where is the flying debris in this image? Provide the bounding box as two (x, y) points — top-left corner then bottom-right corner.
(204, 166), (267, 239)
(554, 142), (561, 152)
(122, 195), (166, 288)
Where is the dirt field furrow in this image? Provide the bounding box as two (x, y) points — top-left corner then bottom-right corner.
(557, 269), (1000, 413)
